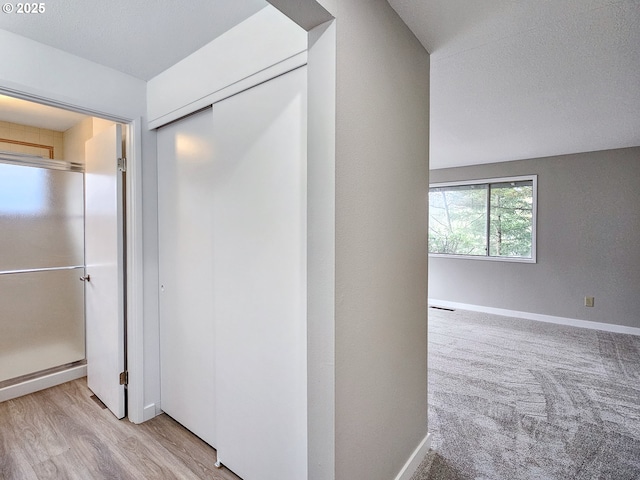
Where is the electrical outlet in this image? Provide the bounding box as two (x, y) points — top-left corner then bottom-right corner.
(585, 296), (594, 307)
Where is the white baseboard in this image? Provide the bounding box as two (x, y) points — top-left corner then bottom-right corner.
(428, 299), (640, 337)
(394, 433), (431, 480)
(142, 403), (158, 422)
(0, 364), (87, 403)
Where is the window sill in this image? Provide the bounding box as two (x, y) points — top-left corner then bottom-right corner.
(428, 253), (536, 264)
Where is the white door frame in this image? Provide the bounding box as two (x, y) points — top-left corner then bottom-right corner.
(0, 87), (145, 423)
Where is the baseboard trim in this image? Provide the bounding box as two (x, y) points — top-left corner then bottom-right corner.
(0, 364), (87, 403)
(142, 403), (158, 422)
(428, 299), (640, 337)
(394, 433), (431, 480)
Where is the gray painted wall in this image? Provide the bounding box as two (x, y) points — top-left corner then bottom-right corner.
(307, 19), (336, 480)
(334, 0), (430, 479)
(429, 147), (640, 328)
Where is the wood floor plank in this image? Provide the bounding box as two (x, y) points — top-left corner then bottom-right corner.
(42, 414), (132, 480)
(36, 382), (180, 479)
(31, 449), (94, 480)
(0, 378), (243, 480)
(5, 391), (70, 465)
(39, 379), (137, 448)
(138, 414), (241, 480)
(0, 445), (39, 480)
(34, 383), (152, 480)
(0, 400), (39, 480)
(115, 435), (198, 480)
(28, 380), (143, 478)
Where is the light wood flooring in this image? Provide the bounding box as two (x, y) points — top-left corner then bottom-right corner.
(0, 378), (242, 479)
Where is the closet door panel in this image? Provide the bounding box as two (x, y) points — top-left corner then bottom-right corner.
(212, 66), (308, 480)
(157, 108), (216, 447)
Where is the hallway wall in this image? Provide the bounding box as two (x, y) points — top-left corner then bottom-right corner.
(333, 1), (430, 479)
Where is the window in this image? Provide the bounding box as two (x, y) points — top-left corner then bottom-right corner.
(429, 175), (537, 262)
(0, 162), (46, 215)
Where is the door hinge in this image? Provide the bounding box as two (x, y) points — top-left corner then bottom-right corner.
(117, 157), (127, 172)
(119, 371), (128, 385)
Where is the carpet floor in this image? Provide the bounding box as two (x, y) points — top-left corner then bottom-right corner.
(412, 308), (640, 480)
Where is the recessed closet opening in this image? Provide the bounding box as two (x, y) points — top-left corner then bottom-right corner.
(157, 64), (308, 480)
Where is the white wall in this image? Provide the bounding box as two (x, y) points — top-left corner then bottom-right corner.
(0, 30), (145, 120)
(147, 5), (307, 128)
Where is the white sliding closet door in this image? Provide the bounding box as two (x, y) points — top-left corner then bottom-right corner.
(157, 108), (216, 447)
(212, 66), (307, 480)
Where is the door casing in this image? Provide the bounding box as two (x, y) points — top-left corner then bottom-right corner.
(0, 88), (146, 423)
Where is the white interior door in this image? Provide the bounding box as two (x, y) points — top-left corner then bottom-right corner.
(157, 109), (216, 447)
(213, 65), (307, 480)
(85, 124), (126, 419)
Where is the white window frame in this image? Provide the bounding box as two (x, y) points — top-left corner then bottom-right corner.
(429, 175), (537, 263)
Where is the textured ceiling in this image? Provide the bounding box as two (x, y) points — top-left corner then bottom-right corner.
(1, 0), (638, 168)
(389, 0), (640, 168)
(0, 0), (268, 81)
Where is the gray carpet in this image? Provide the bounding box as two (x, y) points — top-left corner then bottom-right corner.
(412, 308), (640, 480)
